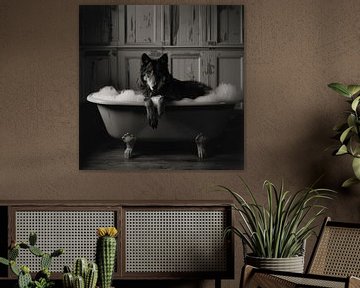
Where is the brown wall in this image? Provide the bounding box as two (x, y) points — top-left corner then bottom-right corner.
(1, 0), (360, 286)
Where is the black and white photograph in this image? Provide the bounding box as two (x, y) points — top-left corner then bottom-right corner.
(79, 5), (244, 170)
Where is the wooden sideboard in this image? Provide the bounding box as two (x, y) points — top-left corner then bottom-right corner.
(0, 201), (234, 288)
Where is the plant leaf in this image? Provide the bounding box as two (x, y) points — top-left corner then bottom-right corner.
(352, 157), (360, 180)
(336, 145), (348, 155)
(342, 177), (360, 188)
(349, 135), (360, 157)
(328, 83), (351, 97)
(0, 257), (9, 266)
(347, 114), (356, 128)
(340, 126), (353, 143)
(347, 85), (360, 97)
(333, 122), (348, 132)
(10, 261), (20, 276)
(351, 96), (360, 111)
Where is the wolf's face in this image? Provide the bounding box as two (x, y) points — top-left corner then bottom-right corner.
(140, 53), (169, 93)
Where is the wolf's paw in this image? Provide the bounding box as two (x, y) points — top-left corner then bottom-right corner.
(145, 99), (158, 129)
(157, 96), (165, 117)
(148, 111), (158, 129)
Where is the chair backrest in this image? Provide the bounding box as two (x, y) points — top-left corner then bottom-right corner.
(307, 217), (360, 277)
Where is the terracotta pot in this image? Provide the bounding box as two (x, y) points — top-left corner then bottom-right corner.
(245, 254), (305, 273)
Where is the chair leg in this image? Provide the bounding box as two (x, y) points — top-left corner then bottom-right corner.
(240, 265), (296, 288)
(240, 265), (254, 288)
(349, 276), (360, 288)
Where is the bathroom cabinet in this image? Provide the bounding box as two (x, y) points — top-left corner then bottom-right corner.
(80, 5), (244, 96)
(80, 49), (118, 103)
(80, 5), (244, 47)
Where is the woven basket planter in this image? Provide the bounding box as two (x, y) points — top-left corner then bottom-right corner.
(245, 254), (305, 273)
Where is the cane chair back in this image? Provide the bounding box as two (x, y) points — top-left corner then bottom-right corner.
(307, 217), (360, 278)
(241, 217), (360, 288)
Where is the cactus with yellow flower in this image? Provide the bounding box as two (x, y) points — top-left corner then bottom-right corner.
(96, 227), (118, 288)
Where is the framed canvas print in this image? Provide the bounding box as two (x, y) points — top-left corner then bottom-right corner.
(79, 5), (244, 170)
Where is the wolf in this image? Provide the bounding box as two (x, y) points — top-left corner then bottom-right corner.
(139, 53), (212, 128)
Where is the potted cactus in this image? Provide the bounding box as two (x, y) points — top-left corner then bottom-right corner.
(62, 258), (98, 288)
(0, 232), (64, 288)
(96, 227), (118, 288)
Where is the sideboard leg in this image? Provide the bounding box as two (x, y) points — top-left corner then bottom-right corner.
(215, 278), (221, 288)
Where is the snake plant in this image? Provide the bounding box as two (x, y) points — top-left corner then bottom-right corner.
(328, 83), (360, 187)
(220, 178), (335, 258)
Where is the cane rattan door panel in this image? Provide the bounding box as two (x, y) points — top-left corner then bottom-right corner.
(122, 206), (233, 278)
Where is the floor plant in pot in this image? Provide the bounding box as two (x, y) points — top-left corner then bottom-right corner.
(220, 178), (335, 273)
(328, 82), (360, 187)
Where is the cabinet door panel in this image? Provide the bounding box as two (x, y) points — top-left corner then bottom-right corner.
(216, 5), (243, 45)
(127, 58), (142, 90)
(81, 51), (118, 101)
(80, 6), (114, 45)
(171, 6), (202, 46)
(123, 5), (161, 45)
(216, 51), (243, 101)
(118, 51), (142, 90)
(118, 51), (209, 90)
(171, 54), (201, 82)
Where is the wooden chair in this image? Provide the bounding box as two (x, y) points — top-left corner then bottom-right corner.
(241, 217), (360, 288)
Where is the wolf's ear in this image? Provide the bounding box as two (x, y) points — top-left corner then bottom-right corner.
(159, 54), (168, 65)
(141, 53), (151, 64)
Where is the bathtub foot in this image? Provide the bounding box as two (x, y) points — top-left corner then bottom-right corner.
(195, 133), (207, 159)
(122, 133), (136, 159)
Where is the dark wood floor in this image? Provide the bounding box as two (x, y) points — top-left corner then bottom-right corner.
(80, 110), (244, 170)
(80, 142), (243, 170)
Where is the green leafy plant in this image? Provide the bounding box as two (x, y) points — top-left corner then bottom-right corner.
(220, 178), (335, 258)
(0, 232), (63, 288)
(329, 83), (360, 187)
(32, 278), (54, 288)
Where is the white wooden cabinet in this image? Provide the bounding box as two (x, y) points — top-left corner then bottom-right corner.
(106, 5), (244, 47)
(208, 50), (244, 93)
(213, 5), (244, 46)
(80, 5), (243, 95)
(118, 5), (163, 46)
(118, 50), (208, 90)
(80, 50), (118, 101)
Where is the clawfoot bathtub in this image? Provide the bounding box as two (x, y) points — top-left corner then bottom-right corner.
(87, 92), (237, 159)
